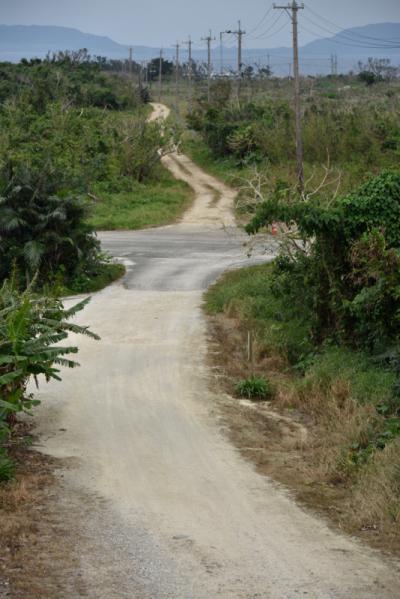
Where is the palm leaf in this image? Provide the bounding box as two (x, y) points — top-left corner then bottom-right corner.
(23, 239), (45, 270)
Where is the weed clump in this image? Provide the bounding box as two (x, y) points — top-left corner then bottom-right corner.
(234, 375), (275, 399)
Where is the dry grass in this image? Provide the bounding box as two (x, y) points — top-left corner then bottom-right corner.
(206, 310), (400, 556)
(275, 377), (384, 480)
(0, 422), (87, 597)
(349, 439), (400, 540)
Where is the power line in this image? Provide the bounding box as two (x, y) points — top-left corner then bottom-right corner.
(298, 18), (400, 50)
(306, 7), (400, 44)
(247, 13), (293, 41)
(301, 12), (400, 49)
(246, 11), (284, 40)
(246, 5), (274, 36)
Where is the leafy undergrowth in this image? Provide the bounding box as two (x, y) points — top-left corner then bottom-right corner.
(88, 167), (193, 230)
(61, 262), (125, 295)
(204, 264), (400, 555)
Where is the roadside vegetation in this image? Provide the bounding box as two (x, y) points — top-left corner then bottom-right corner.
(0, 51), (189, 486)
(198, 67), (400, 546)
(0, 270), (100, 480)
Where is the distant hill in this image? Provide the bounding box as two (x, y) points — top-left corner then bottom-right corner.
(301, 22), (400, 55)
(0, 25), (159, 62)
(0, 22), (399, 76)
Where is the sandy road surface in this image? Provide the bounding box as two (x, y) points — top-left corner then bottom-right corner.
(32, 104), (400, 598)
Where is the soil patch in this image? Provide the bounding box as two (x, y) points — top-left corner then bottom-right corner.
(0, 421), (90, 597)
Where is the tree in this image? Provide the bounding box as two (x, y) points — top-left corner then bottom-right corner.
(0, 165), (100, 286)
(356, 58), (399, 83)
(148, 57), (174, 81)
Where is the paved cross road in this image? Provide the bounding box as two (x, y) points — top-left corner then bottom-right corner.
(99, 226), (268, 292)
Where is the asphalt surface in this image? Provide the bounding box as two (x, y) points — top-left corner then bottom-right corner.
(99, 226), (269, 292)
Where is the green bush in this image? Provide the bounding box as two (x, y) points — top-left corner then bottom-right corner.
(0, 447), (16, 482)
(0, 165), (100, 287)
(246, 171), (400, 350)
(0, 272), (99, 467)
(234, 375), (275, 399)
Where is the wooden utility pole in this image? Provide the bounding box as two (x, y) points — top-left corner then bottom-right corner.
(237, 21), (245, 104)
(227, 22), (246, 105)
(158, 48), (163, 102)
(274, 2), (304, 191)
(248, 331), (253, 378)
(129, 46), (132, 80)
(201, 31), (215, 102)
(183, 36), (192, 112)
(138, 62), (142, 106)
(220, 31), (223, 75)
(171, 41), (180, 110)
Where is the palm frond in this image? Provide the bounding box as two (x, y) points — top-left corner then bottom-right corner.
(23, 239), (45, 270)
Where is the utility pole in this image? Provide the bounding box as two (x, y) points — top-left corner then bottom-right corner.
(226, 22), (246, 105)
(138, 62), (142, 106)
(171, 41), (180, 110)
(183, 36), (192, 112)
(129, 46), (132, 81)
(220, 31), (223, 75)
(220, 30), (234, 76)
(158, 48), (163, 102)
(201, 31), (215, 102)
(331, 54), (338, 76)
(274, 1), (304, 191)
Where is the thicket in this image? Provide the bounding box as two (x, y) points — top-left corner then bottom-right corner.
(246, 170), (400, 352)
(0, 54), (178, 288)
(187, 80), (400, 169)
(0, 53), (148, 110)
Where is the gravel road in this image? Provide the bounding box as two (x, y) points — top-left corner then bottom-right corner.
(32, 104), (400, 598)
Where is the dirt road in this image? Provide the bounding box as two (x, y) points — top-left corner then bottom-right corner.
(32, 104), (400, 598)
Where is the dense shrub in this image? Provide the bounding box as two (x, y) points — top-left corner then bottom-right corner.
(0, 56), (149, 112)
(0, 165), (100, 287)
(246, 170), (400, 350)
(188, 89), (400, 167)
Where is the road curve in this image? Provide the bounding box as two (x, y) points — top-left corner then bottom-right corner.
(32, 105), (400, 598)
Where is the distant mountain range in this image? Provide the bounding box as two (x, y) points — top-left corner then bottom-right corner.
(0, 23), (399, 76)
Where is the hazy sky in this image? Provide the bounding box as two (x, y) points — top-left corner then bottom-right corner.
(1, 0), (399, 50)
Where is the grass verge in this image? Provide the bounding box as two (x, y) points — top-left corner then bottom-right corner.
(88, 167), (193, 230)
(204, 263), (400, 555)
